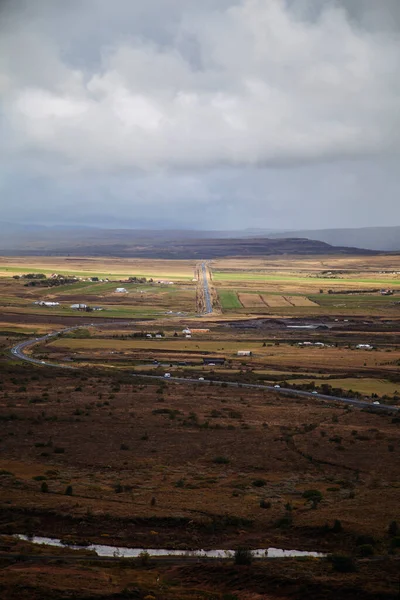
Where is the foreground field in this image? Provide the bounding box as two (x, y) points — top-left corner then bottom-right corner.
(1, 253), (399, 599)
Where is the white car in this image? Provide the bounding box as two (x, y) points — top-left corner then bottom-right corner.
(274, 384), (280, 389)
(164, 373), (171, 378)
(198, 377), (205, 381)
(373, 401), (380, 405)
(312, 390), (318, 394)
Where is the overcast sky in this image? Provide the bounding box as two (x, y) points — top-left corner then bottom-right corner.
(1, 0), (400, 230)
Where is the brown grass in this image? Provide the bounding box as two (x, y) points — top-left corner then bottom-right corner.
(237, 293), (266, 307)
(285, 296), (318, 307)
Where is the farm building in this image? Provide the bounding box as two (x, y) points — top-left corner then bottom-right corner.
(115, 287), (127, 293)
(356, 344), (373, 350)
(182, 328), (191, 334)
(70, 303), (87, 310)
(237, 350), (252, 357)
(203, 357), (226, 365)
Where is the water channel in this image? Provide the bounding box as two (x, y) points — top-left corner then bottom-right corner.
(14, 535), (325, 559)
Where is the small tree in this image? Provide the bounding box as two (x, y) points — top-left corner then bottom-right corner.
(65, 485), (73, 496)
(332, 519), (342, 533)
(234, 547), (253, 565)
(302, 489), (323, 509)
(139, 550), (150, 566)
(330, 554), (357, 573)
(357, 544), (374, 557)
(41, 482), (49, 493)
(389, 521), (399, 536)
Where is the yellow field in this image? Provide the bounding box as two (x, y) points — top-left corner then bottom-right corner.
(261, 295), (292, 307)
(238, 293), (266, 307)
(285, 295), (318, 307)
(0, 257), (197, 279)
(290, 377), (400, 397)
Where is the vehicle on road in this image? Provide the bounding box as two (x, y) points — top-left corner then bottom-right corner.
(199, 377), (205, 381)
(164, 373), (171, 378)
(373, 401), (380, 405)
(312, 390), (318, 394)
(274, 384), (280, 389)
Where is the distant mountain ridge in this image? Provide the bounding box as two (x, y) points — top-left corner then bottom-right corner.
(0, 223), (397, 255)
(267, 226), (400, 251)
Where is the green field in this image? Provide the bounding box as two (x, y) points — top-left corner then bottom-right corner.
(310, 294), (399, 308)
(0, 266), (193, 280)
(218, 290), (242, 309)
(213, 271), (400, 286)
(290, 377), (400, 397)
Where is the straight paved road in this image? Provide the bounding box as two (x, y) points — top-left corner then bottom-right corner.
(201, 262), (213, 314)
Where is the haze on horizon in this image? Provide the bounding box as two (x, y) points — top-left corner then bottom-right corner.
(1, 0), (400, 231)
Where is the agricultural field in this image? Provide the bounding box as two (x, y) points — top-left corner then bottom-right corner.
(0, 253), (400, 599)
(0, 256), (197, 279)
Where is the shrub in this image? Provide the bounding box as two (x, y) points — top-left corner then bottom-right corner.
(53, 447), (65, 454)
(259, 499), (271, 509)
(213, 456), (230, 465)
(332, 519), (343, 533)
(120, 443), (130, 451)
(302, 489), (323, 509)
(275, 514), (293, 528)
(41, 482), (49, 493)
(252, 479), (266, 487)
(356, 534), (376, 547)
(234, 546), (253, 565)
(357, 544), (374, 557)
(139, 550), (150, 566)
(389, 521), (399, 536)
(330, 554), (357, 573)
(390, 537), (400, 549)
(65, 485), (73, 496)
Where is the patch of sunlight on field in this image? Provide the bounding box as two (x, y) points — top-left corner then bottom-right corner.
(290, 377), (400, 396)
(218, 290), (242, 309)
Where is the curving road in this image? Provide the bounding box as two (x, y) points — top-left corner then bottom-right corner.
(10, 325), (399, 413)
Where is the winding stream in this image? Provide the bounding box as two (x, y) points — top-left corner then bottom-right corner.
(14, 535), (325, 559)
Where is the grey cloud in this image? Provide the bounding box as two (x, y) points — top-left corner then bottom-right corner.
(0, 0), (399, 229)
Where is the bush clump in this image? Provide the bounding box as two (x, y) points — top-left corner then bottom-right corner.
(234, 547), (253, 565)
(329, 554), (357, 573)
(213, 456), (230, 465)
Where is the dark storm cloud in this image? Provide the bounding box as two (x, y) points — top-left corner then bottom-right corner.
(0, 0), (399, 228)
